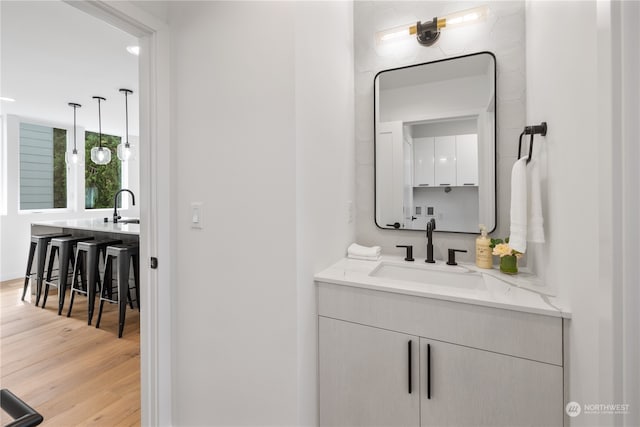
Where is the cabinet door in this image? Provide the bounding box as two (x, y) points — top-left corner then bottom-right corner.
(413, 137), (434, 187)
(319, 317), (419, 427)
(456, 134), (478, 186)
(434, 136), (456, 186)
(420, 339), (563, 427)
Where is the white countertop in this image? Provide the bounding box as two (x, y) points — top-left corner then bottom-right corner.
(32, 218), (140, 236)
(315, 255), (570, 319)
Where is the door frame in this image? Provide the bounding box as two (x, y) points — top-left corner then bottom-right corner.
(64, 2), (173, 425)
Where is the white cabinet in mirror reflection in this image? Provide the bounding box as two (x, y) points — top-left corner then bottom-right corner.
(413, 137), (434, 187)
(434, 136), (456, 186)
(413, 134), (478, 188)
(456, 134), (479, 186)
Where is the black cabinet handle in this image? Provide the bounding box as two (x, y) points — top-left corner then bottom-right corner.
(427, 343), (431, 399)
(439, 183), (451, 186)
(386, 222), (401, 229)
(408, 340), (412, 394)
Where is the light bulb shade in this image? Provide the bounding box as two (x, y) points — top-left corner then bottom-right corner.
(91, 146), (111, 165)
(117, 142), (136, 161)
(375, 23), (417, 45)
(65, 149), (81, 165)
(441, 5), (488, 29)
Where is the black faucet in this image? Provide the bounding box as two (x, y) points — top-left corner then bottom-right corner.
(113, 189), (135, 224)
(425, 218), (436, 263)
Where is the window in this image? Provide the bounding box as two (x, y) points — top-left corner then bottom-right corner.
(85, 131), (122, 209)
(19, 123), (67, 210)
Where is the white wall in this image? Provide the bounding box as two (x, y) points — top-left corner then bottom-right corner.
(294, 2), (355, 425)
(168, 2), (353, 425)
(412, 186), (479, 231)
(355, 1), (526, 264)
(526, 1), (637, 425)
(0, 114), (139, 281)
(380, 75), (487, 123)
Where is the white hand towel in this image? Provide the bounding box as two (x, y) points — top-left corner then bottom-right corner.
(509, 157), (528, 253)
(348, 254), (382, 261)
(347, 243), (382, 259)
(527, 159), (545, 243)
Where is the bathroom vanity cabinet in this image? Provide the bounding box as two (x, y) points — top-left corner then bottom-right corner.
(317, 281), (565, 427)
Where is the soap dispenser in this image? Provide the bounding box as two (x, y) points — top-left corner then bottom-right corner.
(476, 224), (493, 269)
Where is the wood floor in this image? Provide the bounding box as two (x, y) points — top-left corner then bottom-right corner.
(0, 278), (140, 426)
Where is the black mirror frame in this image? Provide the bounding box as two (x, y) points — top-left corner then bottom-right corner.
(373, 51), (498, 234)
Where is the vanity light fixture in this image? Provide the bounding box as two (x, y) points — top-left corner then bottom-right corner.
(0, 96), (16, 102)
(375, 4), (488, 46)
(117, 88), (135, 161)
(66, 102), (81, 165)
(90, 96), (111, 165)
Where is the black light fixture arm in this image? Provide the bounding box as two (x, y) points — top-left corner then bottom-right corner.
(416, 18), (441, 46)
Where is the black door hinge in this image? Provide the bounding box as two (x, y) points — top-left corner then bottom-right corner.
(150, 257), (158, 269)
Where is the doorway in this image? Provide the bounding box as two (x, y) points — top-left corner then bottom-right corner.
(0, 1), (171, 424)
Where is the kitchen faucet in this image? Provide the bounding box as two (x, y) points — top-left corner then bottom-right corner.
(113, 189), (135, 224)
(425, 218), (436, 263)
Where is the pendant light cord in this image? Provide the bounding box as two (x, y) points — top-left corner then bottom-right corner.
(125, 91), (129, 146)
(68, 102), (81, 153)
(119, 88), (133, 148)
(98, 98), (102, 149)
(73, 106), (77, 150)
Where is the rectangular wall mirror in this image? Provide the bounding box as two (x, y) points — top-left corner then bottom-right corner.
(374, 51), (496, 233)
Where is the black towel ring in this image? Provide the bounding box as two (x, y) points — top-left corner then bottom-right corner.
(518, 122), (547, 164)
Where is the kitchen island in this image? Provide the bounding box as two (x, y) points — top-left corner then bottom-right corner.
(32, 218), (140, 240)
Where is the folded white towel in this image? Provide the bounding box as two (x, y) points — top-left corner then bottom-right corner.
(509, 157), (545, 254)
(527, 159), (545, 244)
(347, 243), (381, 258)
(348, 254), (382, 261)
(509, 157), (528, 253)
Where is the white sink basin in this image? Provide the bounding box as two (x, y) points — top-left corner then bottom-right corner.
(370, 263), (484, 289)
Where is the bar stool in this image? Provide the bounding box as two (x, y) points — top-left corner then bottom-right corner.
(41, 236), (95, 315)
(96, 243), (140, 338)
(67, 238), (122, 325)
(22, 233), (71, 306)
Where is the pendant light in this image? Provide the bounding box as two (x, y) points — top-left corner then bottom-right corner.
(116, 88), (135, 161)
(90, 96), (111, 165)
(66, 102), (81, 165)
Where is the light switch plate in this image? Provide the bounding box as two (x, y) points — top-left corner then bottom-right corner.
(191, 202), (203, 229)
